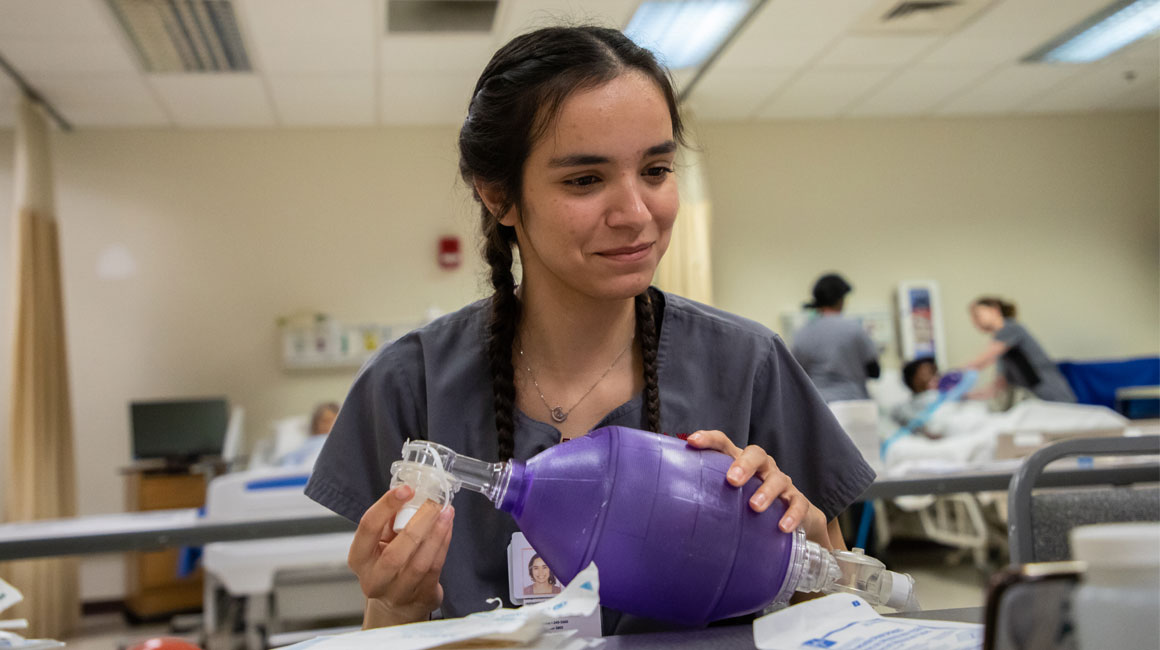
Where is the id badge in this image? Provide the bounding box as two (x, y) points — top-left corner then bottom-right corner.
(507, 532), (602, 637)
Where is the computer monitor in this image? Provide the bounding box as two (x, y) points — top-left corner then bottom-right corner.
(130, 397), (229, 466)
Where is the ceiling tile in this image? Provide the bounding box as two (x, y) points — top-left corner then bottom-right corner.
(33, 75), (170, 127)
(0, 37), (139, 74)
(266, 75), (376, 126)
(150, 74), (276, 127)
(751, 0), (881, 37)
(0, 0), (124, 38)
(712, 0), (880, 71)
(1107, 77), (1159, 110)
(686, 68), (795, 121)
(846, 65), (992, 117)
(816, 35), (940, 67)
(913, 35), (1032, 66)
(936, 63), (1082, 115)
(495, 0), (636, 42)
(380, 34), (493, 74)
(714, 34), (842, 70)
(757, 66), (894, 119)
(380, 71), (476, 125)
(1102, 39), (1160, 81)
(240, 0), (376, 73)
(1021, 63), (1155, 114)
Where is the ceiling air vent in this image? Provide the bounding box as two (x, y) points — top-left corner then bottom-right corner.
(884, 1), (960, 21)
(854, 0), (997, 35)
(106, 0), (251, 73)
(387, 0), (499, 34)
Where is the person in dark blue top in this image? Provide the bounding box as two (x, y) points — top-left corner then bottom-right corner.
(304, 25), (875, 634)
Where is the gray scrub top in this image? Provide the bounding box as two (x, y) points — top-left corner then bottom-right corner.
(790, 314), (878, 402)
(994, 320), (1076, 403)
(305, 289), (876, 630)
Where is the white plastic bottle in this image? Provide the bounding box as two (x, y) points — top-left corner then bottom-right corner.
(1070, 522), (1160, 650)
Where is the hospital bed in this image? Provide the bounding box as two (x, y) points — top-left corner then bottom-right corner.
(200, 467), (361, 650)
(835, 372), (1150, 569)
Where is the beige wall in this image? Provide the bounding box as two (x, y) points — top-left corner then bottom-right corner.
(0, 111), (1156, 600)
(697, 112), (1160, 367)
(0, 127), (486, 599)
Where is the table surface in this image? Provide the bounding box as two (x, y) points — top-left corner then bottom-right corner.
(0, 509), (354, 561)
(598, 607), (983, 649)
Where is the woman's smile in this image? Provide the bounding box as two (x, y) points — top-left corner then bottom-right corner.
(595, 242), (653, 263)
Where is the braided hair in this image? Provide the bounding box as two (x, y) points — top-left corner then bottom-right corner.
(458, 26), (683, 460)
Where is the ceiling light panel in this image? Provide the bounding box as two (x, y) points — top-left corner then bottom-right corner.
(1026, 0), (1160, 63)
(106, 0), (252, 72)
(625, 0), (756, 70)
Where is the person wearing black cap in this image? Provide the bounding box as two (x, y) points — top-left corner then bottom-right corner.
(790, 273), (881, 402)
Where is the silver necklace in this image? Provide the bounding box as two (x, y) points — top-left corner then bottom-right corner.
(519, 334), (635, 423)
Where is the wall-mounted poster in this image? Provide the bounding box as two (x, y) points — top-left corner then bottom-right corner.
(897, 281), (946, 368)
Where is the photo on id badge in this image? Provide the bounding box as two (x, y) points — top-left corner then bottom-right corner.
(512, 533), (561, 598)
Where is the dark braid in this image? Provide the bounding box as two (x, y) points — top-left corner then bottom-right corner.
(635, 292), (661, 433)
(484, 222), (520, 461)
(459, 26), (684, 459)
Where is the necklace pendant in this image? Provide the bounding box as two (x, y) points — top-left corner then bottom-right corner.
(550, 407), (567, 423)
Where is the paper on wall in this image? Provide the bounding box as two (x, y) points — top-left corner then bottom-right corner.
(278, 563), (602, 650)
(753, 593), (982, 650)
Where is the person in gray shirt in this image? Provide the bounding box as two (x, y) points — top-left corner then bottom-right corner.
(790, 273), (881, 402)
(305, 26), (875, 635)
(965, 297), (1076, 403)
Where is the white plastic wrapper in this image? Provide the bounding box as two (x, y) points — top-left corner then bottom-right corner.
(0, 632), (64, 650)
(278, 563), (603, 650)
(753, 593), (982, 650)
(0, 578), (23, 616)
(0, 579), (63, 650)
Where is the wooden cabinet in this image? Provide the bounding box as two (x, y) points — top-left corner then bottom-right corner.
(124, 471), (205, 620)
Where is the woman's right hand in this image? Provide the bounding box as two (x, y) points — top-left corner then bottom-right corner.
(348, 485), (455, 628)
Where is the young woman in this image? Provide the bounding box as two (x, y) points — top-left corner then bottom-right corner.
(305, 26), (875, 633)
(965, 297), (1076, 403)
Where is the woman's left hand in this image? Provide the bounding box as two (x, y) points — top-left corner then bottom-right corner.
(686, 430), (833, 549)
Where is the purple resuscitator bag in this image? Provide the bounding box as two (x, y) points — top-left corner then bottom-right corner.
(389, 425), (916, 625)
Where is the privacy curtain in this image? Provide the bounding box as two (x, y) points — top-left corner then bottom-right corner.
(655, 147), (714, 305)
(2, 96), (79, 640)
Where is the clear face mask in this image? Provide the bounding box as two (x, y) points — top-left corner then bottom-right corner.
(388, 439), (511, 532)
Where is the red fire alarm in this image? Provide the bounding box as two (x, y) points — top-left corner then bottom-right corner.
(438, 236), (461, 270)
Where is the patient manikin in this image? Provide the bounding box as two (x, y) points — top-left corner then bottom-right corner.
(276, 402), (340, 468)
(883, 360), (1127, 473)
(890, 359), (990, 440)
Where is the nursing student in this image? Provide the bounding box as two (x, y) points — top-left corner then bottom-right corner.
(965, 297), (1076, 403)
(791, 273), (881, 402)
(304, 26), (875, 634)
